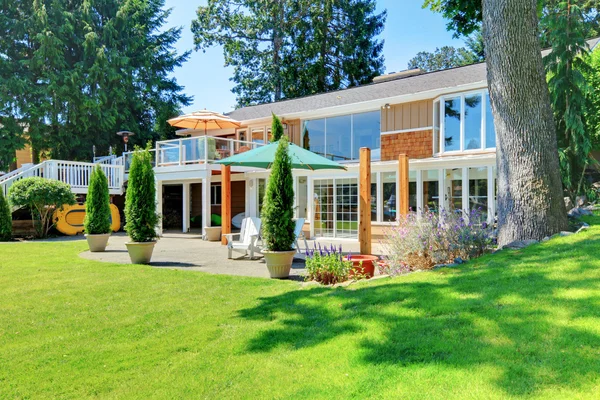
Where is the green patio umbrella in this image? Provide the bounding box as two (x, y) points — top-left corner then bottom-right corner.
(215, 141), (347, 171)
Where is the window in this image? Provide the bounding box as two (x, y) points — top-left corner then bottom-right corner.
(436, 90), (497, 153)
(353, 111), (381, 160)
(423, 170), (440, 211)
(302, 111), (380, 161)
(211, 185), (221, 206)
(257, 178), (266, 216)
(445, 168), (463, 211)
(464, 94), (482, 150)
(302, 119), (326, 156)
(469, 167), (488, 218)
(327, 115), (352, 161)
(444, 97), (461, 151)
(381, 172), (396, 222)
(485, 93), (496, 148)
(252, 129), (265, 144)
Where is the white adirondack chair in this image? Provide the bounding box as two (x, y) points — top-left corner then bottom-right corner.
(225, 217), (262, 259)
(292, 218), (308, 252)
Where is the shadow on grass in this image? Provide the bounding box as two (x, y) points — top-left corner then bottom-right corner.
(239, 232), (600, 397)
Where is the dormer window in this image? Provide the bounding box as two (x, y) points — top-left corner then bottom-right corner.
(433, 90), (496, 155)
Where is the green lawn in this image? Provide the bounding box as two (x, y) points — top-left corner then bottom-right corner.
(2, 217), (600, 399)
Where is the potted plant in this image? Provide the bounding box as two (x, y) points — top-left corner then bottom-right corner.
(344, 253), (379, 279)
(84, 165), (112, 252)
(124, 147), (160, 264)
(261, 132), (296, 279)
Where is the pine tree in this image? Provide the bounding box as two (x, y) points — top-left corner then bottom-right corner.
(271, 113), (285, 142)
(0, 192), (12, 241)
(261, 136), (296, 251)
(0, 0), (190, 165)
(125, 147), (159, 243)
(84, 166), (112, 235)
(191, 0), (385, 107)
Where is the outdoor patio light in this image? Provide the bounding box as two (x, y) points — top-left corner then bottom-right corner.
(116, 130), (135, 152)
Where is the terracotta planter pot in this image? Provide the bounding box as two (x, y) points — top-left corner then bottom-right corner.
(263, 250), (296, 279)
(125, 241), (156, 264)
(344, 254), (379, 279)
(85, 233), (110, 252)
(204, 226), (222, 241)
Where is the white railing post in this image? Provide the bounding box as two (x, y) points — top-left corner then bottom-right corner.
(179, 139), (183, 166)
(204, 136), (208, 162)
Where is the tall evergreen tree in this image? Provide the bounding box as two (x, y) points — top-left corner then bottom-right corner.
(191, 0), (385, 107)
(0, 0), (191, 169)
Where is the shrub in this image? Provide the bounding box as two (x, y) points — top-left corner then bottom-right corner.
(261, 133), (295, 251)
(382, 209), (495, 271)
(0, 191), (12, 241)
(125, 147), (159, 242)
(271, 112), (285, 142)
(305, 243), (352, 285)
(8, 177), (76, 238)
(84, 165), (112, 235)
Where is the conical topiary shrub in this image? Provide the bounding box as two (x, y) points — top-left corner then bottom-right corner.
(0, 191), (12, 241)
(84, 165), (112, 251)
(261, 129), (296, 278)
(124, 147), (159, 263)
(271, 112), (285, 142)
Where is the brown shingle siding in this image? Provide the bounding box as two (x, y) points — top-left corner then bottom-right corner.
(381, 130), (433, 160)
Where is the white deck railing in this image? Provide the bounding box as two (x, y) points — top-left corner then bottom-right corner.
(155, 136), (262, 167)
(0, 163), (35, 184)
(1, 160), (125, 198)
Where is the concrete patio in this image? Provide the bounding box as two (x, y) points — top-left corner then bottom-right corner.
(79, 232), (386, 280)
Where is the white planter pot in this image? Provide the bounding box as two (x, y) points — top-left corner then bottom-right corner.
(263, 250), (296, 279)
(85, 233), (111, 252)
(204, 226), (222, 241)
(125, 241), (156, 264)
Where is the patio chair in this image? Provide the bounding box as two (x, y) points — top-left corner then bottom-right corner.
(224, 217), (262, 259)
(292, 218), (308, 252)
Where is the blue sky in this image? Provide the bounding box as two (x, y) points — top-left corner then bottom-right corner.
(163, 0), (463, 114)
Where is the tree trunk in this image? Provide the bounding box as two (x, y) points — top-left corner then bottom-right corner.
(482, 0), (568, 245)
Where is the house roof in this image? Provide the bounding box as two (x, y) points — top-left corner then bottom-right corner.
(226, 37), (600, 123)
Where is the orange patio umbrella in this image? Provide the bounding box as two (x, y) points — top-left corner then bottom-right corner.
(167, 110), (241, 135)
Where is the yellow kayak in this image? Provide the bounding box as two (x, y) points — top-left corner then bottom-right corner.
(53, 204), (121, 236)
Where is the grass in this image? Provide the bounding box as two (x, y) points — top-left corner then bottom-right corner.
(2, 216), (600, 399)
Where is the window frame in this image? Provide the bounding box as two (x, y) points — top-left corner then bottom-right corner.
(434, 89), (496, 156)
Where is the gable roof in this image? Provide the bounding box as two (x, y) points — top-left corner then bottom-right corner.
(226, 37), (600, 123)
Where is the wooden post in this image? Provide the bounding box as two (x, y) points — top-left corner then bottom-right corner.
(221, 165), (231, 245)
(359, 148), (371, 255)
(398, 154), (409, 216)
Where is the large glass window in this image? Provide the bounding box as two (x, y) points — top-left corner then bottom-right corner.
(438, 90), (497, 153)
(381, 172), (396, 222)
(326, 115), (352, 161)
(485, 93), (496, 148)
(302, 119), (326, 156)
(302, 111), (380, 161)
(444, 97), (461, 151)
(464, 94), (482, 150)
(353, 111), (381, 160)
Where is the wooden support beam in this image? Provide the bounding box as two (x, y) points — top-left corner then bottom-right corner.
(359, 148), (372, 255)
(398, 153), (409, 216)
(221, 165), (231, 245)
